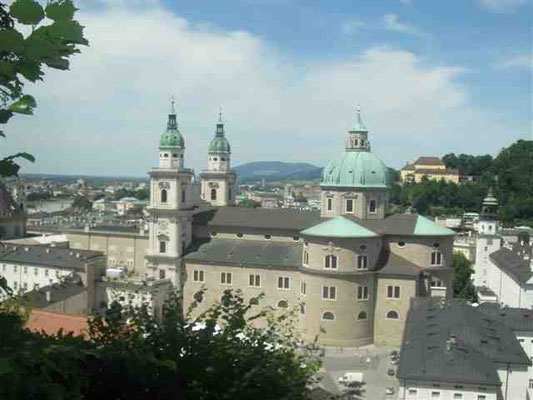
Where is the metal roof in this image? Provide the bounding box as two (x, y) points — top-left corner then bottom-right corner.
(301, 216), (378, 238)
(184, 239), (303, 269)
(489, 247), (532, 284)
(398, 299), (531, 386)
(479, 304), (533, 332)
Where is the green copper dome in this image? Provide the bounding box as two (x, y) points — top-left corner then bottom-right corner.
(160, 113), (184, 149)
(321, 151), (391, 188)
(208, 120), (231, 154)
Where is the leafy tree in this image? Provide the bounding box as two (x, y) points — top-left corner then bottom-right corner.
(452, 252), (476, 301)
(71, 195), (92, 211)
(0, 289), (322, 399)
(0, 0), (88, 177)
(238, 199), (260, 208)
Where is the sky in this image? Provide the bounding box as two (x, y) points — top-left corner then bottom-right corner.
(4, 0), (533, 176)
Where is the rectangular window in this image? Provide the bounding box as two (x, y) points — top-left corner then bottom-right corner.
(34, 268), (38, 276)
(13, 281), (17, 290)
(1, 265), (5, 272)
(159, 241), (166, 254)
(408, 389), (417, 396)
(303, 251), (309, 265)
(431, 251), (442, 266)
(14, 265), (17, 273)
(33, 283), (39, 291)
(249, 274), (261, 287)
(431, 392), (440, 399)
(300, 281), (307, 295)
(529, 379), (533, 389)
(23, 266), (27, 274)
(477, 396), (486, 400)
(346, 199), (353, 213)
(357, 285), (369, 300)
(193, 270), (204, 283)
(327, 198), (332, 211)
(357, 255), (368, 270)
(45, 269), (49, 277)
(22, 282), (27, 291)
(159, 269), (165, 279)
(221, 272), (232, 285)
(453, 394), (463, 400)
(277, 276), (290, 290)
(387, 285), (400, 299)
(322, 285), (337, 300)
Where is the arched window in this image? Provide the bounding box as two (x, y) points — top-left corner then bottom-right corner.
(386, 310), (399, 319)
(322, 311), (335, 321)
(357, 311), (367, 320)
(211, 188), (217, 201)
(300, 304), (306, 315)
(303, 250), (309, 265)
(181, 189), (186, 203)
(431, 251), (442, 266)
(161, 189), (167, 203)
(228, 188), (232, 200)
(324, 254), (338, 269)
(159, 241), (166, 254)
(357, 255), (368, 270)
(369, 199), (377, 213)
(277, 300), (288, 309)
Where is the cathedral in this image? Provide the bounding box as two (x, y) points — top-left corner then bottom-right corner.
(145, 103), (455, 347)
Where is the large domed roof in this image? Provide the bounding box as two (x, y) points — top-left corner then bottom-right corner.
(320, 150), (391, 188)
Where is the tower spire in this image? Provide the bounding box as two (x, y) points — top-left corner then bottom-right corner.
(215, 107), (225, 137)
(218, 107), (223, 123)
(167, 96), (178, 130)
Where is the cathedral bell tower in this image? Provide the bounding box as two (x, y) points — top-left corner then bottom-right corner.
(478, 187), (499, 235)
(145, 99), (194, 286)
(200, 109), (237, 206)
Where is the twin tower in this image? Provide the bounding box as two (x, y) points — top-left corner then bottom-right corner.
(146, 103), (236, 285)
(156, 102), (237, 207)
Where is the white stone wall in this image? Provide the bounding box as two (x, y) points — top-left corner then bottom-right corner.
(399, 380), (497, 400)
(0, 261), (72, 301)
(473, 235), (502, 288)
(496, 362), (529, 400)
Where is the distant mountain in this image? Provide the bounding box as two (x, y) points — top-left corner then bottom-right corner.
(233, 161), (322, 182)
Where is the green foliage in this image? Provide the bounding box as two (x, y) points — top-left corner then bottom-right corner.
(113, 187), (149, 201)
(452, 252), (476, 301)
(393, 140), (533, 227)
(238, 199), (260, 208)
(71, 195), (92, 211)
(0, 290), (321, 400)
(0, 0), (88, 177)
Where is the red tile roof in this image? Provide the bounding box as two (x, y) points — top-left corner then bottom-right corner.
(26, 309), (89, 337)
(414, 156), (444, 166)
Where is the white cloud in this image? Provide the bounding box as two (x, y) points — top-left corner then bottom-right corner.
(478, 0), (529, 12)
(3, 4), (526, 176)
(383, 14), (424, 37)
(342, 19), (364, 35)
(498, 53), (532, 69)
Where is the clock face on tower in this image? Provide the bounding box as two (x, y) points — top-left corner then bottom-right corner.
(158, 221), (169, 234)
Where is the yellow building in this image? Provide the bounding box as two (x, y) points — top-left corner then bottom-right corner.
(400, 156), (459, 184)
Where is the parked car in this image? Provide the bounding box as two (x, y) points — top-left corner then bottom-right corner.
(338, 372), (364, 386)
(386, 387), (395, 396)
(387, 368), (395, 376)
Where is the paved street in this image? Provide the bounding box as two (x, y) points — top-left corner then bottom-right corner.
(319, 345), (400, 399)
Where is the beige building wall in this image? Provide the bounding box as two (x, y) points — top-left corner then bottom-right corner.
(320, 189), (389, 219)
(67, 232), (148, 277)
(373, 277), (416, 347)
(43, 290), (89, 316)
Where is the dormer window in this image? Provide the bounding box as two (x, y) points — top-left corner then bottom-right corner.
(163, 153), (169, 158)
(324, 254), (338, 269)
(431, 251), (442, 266)
(369, 200), (377, 213)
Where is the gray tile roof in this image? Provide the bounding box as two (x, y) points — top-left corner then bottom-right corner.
(478, 304), (533, 333)
(24, 274), (86, 309)
(398, 299), (530, 387)
(489, 247), (532, 284)
(0, 243), (104, 270)
(184, 239), (303, 269)
(192, 207), (322, 233)
(349, 213), (419, 236)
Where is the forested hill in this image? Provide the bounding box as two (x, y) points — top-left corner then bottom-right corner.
(391, 140), (533, 227)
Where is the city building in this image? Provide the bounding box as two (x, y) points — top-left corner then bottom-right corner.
(143, 105), (456, 347)
(200, 111), (237, 207)
(0, 185), (27, 240)
(400, 156), (460, 184)
(398, 298), (532, 400)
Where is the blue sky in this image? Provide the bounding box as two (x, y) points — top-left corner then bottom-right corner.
(5, 0), (532, 176)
